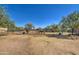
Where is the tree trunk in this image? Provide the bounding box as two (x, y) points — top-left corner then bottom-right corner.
(71, 28), (74, 35)
(26, 30), (29, 34)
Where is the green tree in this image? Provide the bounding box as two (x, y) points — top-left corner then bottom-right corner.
(0, 6), (16, 31)
(51, 24), (59, 32)
(25, 23), (34, 30)
(44, 24), (59, 32)
(24, 23), (35, 34)
(60, 11), (79, 35)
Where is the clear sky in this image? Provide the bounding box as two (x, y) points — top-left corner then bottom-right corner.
(2, 4), (79, 28)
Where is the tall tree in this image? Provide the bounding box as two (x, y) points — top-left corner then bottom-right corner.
(0, 6), (16, 31)
(24, 23), (35, 34)
(25, 23), (34, 30)
(60, 11), (79, 35)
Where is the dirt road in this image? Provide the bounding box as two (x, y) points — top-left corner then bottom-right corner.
(0, 34), (79, 55)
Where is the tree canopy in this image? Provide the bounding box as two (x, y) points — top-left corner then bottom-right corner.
(59, 11), (79, 34)
(25, 23), (34, 30)
(0, 6), (16, 31)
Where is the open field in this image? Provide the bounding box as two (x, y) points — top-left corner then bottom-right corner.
(0, 32), (79, 55)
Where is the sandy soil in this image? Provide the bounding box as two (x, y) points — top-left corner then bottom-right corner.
(0, 33), (79, 55)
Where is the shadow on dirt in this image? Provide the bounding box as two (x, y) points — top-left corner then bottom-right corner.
(45, 33), (78, 40)
(46, 34), (68, 39)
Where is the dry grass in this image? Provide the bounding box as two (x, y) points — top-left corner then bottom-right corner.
(0, 32), (79, 55)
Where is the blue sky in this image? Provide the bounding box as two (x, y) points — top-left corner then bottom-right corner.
(2, 4), (79, 28)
